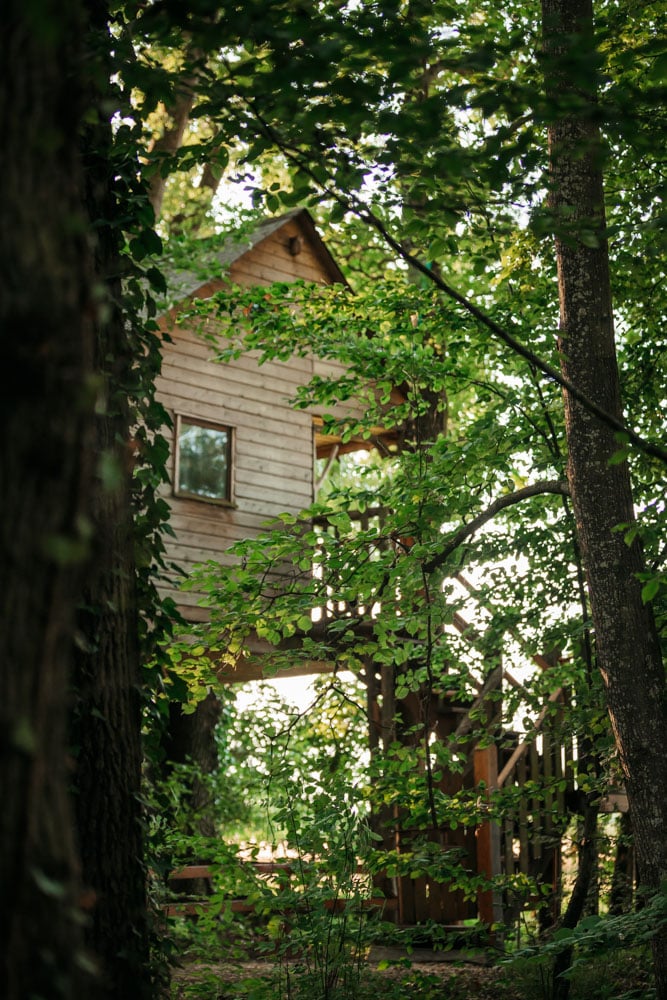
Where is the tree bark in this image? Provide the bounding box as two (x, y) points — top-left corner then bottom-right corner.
(147, 77), (197, 219)
(71, 411), (148, 999)
(69, 6), (150, 996)
(552, 800), (599, 1000)
(0, 1), (95, 996)
(609, 810), (634, 916)
(541, 0), (667, 993)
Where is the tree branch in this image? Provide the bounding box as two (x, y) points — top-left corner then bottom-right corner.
(146, 77), (197, 219)
(423, 479), (570, 575)
(240, 102), (667, 467)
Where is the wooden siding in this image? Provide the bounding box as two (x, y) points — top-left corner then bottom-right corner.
(229, 222), (332, 288)
(156, 214), (341, 621)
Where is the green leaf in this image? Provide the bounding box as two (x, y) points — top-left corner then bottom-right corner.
(641, 578), (660, 603)
(12, 717), (36, 755)
(554, 927), (575, 942)
(32, 868), (67, 900)
(578, 914), (602, 931)
(99, 450), (123, 492)
(648, 52), (667, 83)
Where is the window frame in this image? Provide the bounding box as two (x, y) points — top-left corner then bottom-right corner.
(173, 413), (235, 507)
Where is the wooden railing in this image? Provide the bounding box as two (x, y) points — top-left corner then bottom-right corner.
(163, 860), (398, 919)
(222, 508), (578, 931)
(473, 691), (575, 927)
(166, 696), (575, 932)
(311, 507), (390, 623)
(311, 509), (492, 648)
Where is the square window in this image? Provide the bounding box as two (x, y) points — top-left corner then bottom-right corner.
(175, 415), (232, 504)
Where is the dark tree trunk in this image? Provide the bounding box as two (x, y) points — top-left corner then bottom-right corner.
(609, 810), (634, 916)
(71, 430), (148, 999)
(165, 691), (223, 841)
(69, 7), (150, 996)
(0, 1), (95, 996)
(162, 692), (223, 898)
(552, 800), (599, 1000)
(72, 521), (147, 1000)
(541, 0), (667, 993)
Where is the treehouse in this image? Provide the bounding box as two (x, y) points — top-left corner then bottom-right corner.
(156, 208), (395, 623)
(156, 211), (578, 940)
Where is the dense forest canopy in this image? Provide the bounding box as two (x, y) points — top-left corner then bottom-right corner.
(1, 0), (665, 998)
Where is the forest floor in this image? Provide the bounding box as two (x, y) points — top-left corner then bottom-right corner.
(170, 947), (654, 999)
(171, 957), (520, 999)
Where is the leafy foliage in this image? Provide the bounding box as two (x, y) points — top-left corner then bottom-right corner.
(105, 0), (667, 992)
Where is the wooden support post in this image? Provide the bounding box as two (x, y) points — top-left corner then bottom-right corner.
(365, 658), (399, 920)
(543, 730), (554, 832)
(518, 755), (530, 874)
(365, 659), (381, 755)
(530, 742), (542, 862)
(474, 745), (503, 928)
(380, 661), (396, 750)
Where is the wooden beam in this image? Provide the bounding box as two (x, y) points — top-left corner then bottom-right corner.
(473, 746), (503, 928)
(216, 655), (336, 684)
(163, 896), (398, 918)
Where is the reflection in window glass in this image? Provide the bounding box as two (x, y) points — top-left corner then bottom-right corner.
(177, 419), (231, 501)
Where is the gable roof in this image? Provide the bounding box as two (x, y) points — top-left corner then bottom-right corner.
(163, 208), (346, 306)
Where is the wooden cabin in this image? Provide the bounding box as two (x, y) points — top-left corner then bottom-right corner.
(156, 209), (374, 622)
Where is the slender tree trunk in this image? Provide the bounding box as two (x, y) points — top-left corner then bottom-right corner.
(163, 693), (222, 898)
(541, 0), (667, 993)
(609, 810), (634, 916)
(552, 800), (599, 1000)
(0, 1), (95, 996)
